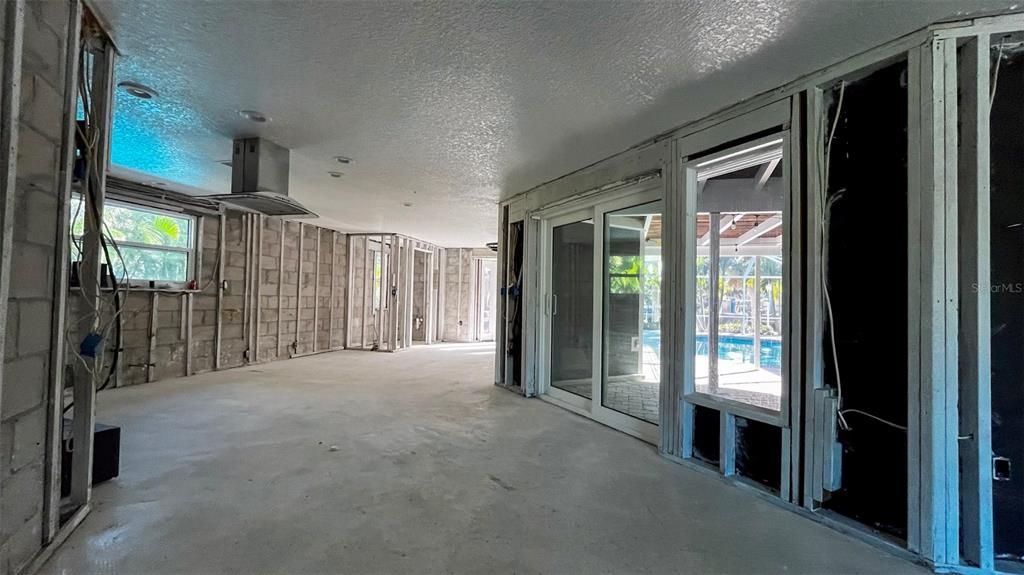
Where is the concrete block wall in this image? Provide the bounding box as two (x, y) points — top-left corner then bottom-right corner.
(295, 224), (316, 356)
(412, 251), (427, 341)
(442, 248), (493, 342)
(219, 212), (249, 368)
(257, 216), (283, 362)
(1, 1), (72, 572)
(348, 235), (366, 347)
(328, 230), (347, 349)
(191, 216), (221, 374)
(79, 214), (350, 389)
(316, 228), (345, 351)
(276, 219), (300, 359)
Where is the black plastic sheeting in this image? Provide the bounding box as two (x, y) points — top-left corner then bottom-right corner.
(736, 416), (782, 493)
(509, 221), (524, 388)
(692, 404), (721, 466)
(819, 60), (909, 540)
(990, 43), (1024, 561)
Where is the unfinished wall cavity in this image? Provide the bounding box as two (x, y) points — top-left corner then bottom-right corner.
(67, 211), (349, 388)
(989, 36), (1024, 561)
(345, 234), (439, 351)
(819, 60), (909, 539)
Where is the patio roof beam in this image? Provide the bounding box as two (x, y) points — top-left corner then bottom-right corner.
(735, 214), (783, 247)
(754, 158), (781, 192)
(700, 212), (745, 246)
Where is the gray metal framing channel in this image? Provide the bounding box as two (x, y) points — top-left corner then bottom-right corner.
(277, 221), (285, 358)
(70, 33), (115, 510)
(313, 227), (320, 352)
(295, 222), (304, 354)
(214, 213), (225, 368)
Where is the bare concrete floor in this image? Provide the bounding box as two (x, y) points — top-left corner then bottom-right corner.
(42, 343), (923, 574)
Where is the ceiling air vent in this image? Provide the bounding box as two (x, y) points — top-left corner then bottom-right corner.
(206, 138), (317, 218)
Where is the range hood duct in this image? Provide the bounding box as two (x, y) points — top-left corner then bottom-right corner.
(206, 138), (316, 218)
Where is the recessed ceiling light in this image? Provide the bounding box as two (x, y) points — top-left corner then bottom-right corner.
(118, 81), (158, 99)
(334, 156), (353, 164)
(402, 202), (413, 208)
(328, 171), (343, 178)
(239, 110), (270, 123)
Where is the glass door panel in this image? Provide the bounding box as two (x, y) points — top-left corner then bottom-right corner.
(602, 200), (663, 424)
(550, 219), (595, 399)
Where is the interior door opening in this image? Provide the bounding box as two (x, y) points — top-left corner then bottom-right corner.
(476, 258), (497, 341)
(412, 250), (428, 342)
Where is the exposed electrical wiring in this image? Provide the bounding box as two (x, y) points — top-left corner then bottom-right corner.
(821, 80), (849, 432)
(839, 408), (908, 431)
(820, 79), (908, 434)
(991, 38), (1006, 109)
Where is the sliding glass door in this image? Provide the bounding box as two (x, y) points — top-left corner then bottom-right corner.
(541, 185), (663, 442)
(600, 200), (663, 427)
(546, 211), (596, 408)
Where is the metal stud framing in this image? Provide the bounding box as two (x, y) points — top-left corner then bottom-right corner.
(497, 11), (1024, 574)
(341, 233), (442, 353)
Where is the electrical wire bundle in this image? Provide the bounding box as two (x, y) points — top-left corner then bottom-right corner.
(65, 41), (130, 414)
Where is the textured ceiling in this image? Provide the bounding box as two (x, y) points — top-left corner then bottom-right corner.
(93, 0), (1008, 247)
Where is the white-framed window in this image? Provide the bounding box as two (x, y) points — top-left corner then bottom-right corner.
(70, 195), (197, 285)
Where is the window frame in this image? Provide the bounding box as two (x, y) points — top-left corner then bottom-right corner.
(682, 131), (791, 427)
(70, 194), (199, 288)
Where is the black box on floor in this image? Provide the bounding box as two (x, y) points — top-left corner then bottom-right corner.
(60, 420), (120, 497)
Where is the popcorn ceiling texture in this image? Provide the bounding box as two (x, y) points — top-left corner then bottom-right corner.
(92, 0), (1008, 247)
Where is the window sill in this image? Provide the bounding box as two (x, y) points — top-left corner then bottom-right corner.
(68, 285), (203, 294)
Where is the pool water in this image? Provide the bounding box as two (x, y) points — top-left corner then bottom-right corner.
(642, 330), (782, 370)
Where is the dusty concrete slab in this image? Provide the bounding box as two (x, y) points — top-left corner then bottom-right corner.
(41, 343), (925, 574)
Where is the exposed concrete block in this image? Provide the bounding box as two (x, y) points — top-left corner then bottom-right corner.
(0, 463), (43, 539)
(192, 295), (217, 311)
(9, 242), (53, 299)
(10, 408), (46, 473)
(16, 299), (52, 356)
(4, 301), (17, 361)
(15, 185), (58, 248)
(21, 73), (64, 142)
(2, 355), (47, 418)
(21, 7), (60, 87)
(1, 509), (42, 575)
(15, 126), (58, 194)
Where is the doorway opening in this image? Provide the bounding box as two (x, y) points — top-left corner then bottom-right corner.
(475, 258), (497, 341)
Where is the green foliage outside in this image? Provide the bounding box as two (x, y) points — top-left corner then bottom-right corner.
(70, 196), (191, 282)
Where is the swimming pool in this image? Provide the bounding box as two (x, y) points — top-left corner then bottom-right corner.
(642, 330), (782, 369)
(696, 333), (781, 369)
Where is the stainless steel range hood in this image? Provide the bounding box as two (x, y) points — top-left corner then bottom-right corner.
(206, 138), (317, 218)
